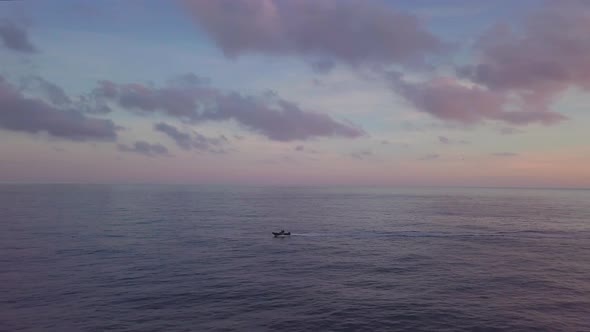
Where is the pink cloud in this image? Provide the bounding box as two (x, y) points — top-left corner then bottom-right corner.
(183, 0), (444, 68)
(460, 2), (590, 114)
(394, 77), (505, 124)
(393, 76), (566, 125)
(379, 3), (590, 127)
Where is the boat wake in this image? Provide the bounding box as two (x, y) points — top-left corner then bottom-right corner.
(278, 230), (586, 240)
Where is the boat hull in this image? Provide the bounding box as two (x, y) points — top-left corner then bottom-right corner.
(272, 232), (291, 237)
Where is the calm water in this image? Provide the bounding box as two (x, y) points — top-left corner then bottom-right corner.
(1, 185), (589, 331)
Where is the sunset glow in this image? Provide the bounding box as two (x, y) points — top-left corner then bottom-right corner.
(1, 0), (589, 187)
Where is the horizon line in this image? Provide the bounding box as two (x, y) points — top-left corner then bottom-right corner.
(0, 181), (588, 191)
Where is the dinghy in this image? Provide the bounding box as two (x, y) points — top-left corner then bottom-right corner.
(272, 230), (291, 237)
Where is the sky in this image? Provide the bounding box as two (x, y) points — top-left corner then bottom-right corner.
(0, 0), (589, 187)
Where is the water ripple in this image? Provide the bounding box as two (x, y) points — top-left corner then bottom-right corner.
(1, 185), (589, 331)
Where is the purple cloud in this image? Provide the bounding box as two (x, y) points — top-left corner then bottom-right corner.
(75, 95), (112, 114)
(30, 75), (116, 119)
(113, 82), (203, 118)
(0, 76), (118, 141)
(154, 122), (195, 150)
(183, 0), (445, 68)
(21, 76), (71, 106)
(0, 20), (37, 53)
(154, 122), (228, 153)
(118, 141), (170, 157)
(207, 93), (364, 141)
(95, 75), (364, 141)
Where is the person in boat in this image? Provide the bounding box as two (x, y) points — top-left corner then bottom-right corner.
(273, 230), (289, 236)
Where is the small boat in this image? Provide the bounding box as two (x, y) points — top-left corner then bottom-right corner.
(272, 230), (291, 237)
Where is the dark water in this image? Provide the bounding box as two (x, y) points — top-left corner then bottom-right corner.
(1, 185), (589, 331)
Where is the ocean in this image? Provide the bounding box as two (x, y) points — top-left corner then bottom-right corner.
(1, 185), (589, 331)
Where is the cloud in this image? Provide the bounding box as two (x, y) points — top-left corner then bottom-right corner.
(21, 76), (71, 105)
(465, 3), (590, 92)
(458, 2), (590, 119)
(419, 153), (439, 161)
(393, 76), (504, 124)
(294, 145), (319, 154)
(166, 73), (211, 87)
(350, 150), (373, 160)
(0, 20), (37, 53)
(75, 96), (113, 114)
(492, 152), (518, 157)
(438, 135), (469, 145)
(309, 59), (336, 74)
(0, 76), (118, 141)
(22, 77), (111, 114)
(118, 141), (170, 157)
(498, 127), (524, 135)
(154, 122), (228, 153)
(93, 80), (119, 99)
(257, 155), (297, 165)
(391, 76), (566, 125)
(101, 81), (203, 118)
(438, 136), (450, 144)
(154, 122), (195, 149)
(208, 94), (364, 141)
(378, 3), (590, 128)
(183, 0), (445, 68)
(95, 75), (364, 141)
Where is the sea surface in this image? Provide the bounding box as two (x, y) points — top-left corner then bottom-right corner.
(1, 185), (589, 331)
